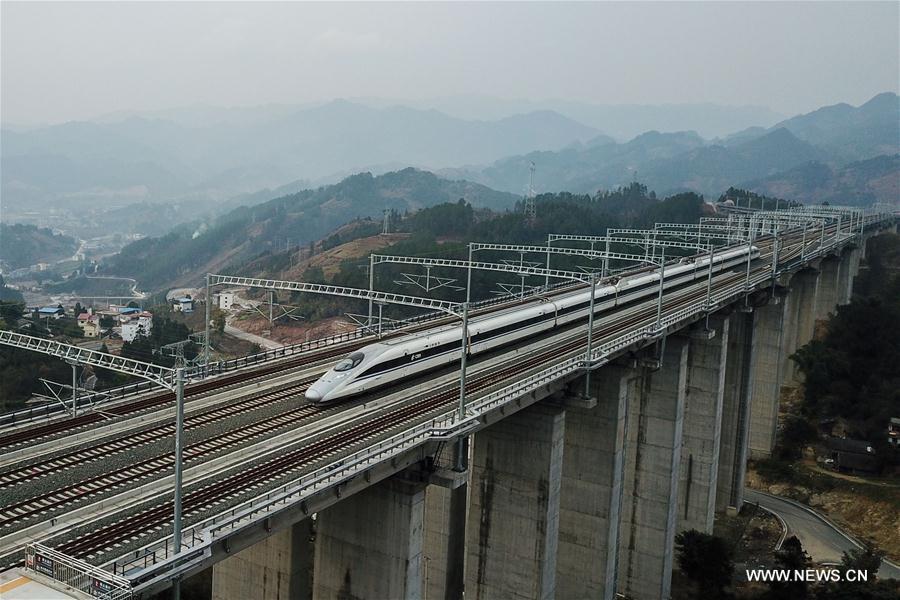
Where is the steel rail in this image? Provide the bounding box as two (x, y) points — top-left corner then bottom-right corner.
(0, 378), (319, 490)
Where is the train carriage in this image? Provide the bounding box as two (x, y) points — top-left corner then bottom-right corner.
(306, 244), (759, 403)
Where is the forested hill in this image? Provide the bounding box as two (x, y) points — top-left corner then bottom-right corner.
(0, 223), (78, 270)
(103, 169), (519, 291)
(235, 184), (712, 322)
(742, 154), (900, 207)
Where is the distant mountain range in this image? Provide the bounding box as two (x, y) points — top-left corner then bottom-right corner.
(349, 95), (785, 140)
(103, 168), (518, 291)
(766, 92), (899, 163)
(2, 93), (896, 240)
(1, 101), (597, 212)
(449, 93), (899, 200)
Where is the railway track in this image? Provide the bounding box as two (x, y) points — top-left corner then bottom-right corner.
(0, 349), (354, 449)
(1, 398), (337, 530)
(0, 220), (848, 451)
(0, 261), (760, 538)
(0, 279), (589, 450)
(46, 268), (750, 562)
(0, 224), (843, 566)
(0, 378), (319, 489)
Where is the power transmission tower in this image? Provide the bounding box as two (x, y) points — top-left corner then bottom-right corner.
(382, 209), (391, 235)
(524, 161), (537, 224)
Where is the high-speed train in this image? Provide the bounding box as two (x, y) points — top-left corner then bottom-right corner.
(304, 244), (759, 403)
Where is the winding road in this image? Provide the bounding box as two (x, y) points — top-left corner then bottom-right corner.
(745, 489), (900, 580)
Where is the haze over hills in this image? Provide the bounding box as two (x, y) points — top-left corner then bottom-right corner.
(353, 95), (786, 140)
(2, 92), (896, 245)
(102, 168), (518, 291)
(0, 224), (78, 271)
(0, 96), (800, 217)
(0, 101), (598, 213)
(743, 154), (900, 207)
(451, 93), (899, 200)
(767, 92), (900, 162)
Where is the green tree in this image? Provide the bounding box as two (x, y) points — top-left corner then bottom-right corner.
(0, 301), (25, 331)
(767, 536), (810, 599)
(61, 320), (83, 338)
(674, 529), (734, 598)
(816, 544), (899, 599)
(775, 415), (818, 460)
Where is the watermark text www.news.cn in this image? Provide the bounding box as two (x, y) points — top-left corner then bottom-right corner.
(744, 569), (869, 583)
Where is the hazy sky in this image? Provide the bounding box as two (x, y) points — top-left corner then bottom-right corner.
(2, 1), (898, 126)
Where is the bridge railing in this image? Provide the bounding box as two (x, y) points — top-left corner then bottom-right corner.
(0, 379), (158, 428)
(25, 543), (132, 600)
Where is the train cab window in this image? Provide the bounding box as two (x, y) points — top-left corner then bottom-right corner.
(334, 352), (365, 372)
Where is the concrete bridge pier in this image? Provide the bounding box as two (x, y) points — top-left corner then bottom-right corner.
(678, 317), (730, 533)
(617, 337), (688, 600)
(815, 257), (841, 321)
(836, 248), (860, 305)
(779, 280), (801, 387)
(423, 474), (467, 600)
(847, 247), (862, 298)
(788, 268), (820, 384)
(718, 310), (755, 501)
(464, 402), (566, 600)
(312, 475), (427, 600)
(211, 520), (314, 600)
(744, 294), (785, 461)
(555, 365), (634, 600)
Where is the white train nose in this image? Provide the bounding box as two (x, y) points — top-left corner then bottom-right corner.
(305, 388), (322, 402)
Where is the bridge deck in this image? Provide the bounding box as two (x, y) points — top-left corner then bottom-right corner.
(0, 569), (75, 600)
(0, 210), (894, 598)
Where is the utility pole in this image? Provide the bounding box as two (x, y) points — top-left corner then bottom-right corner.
(455, 303), (469, 472)
(368, 254), (375, 331)
(172, 366), (185, 600)
(545, 236), (552, 289)
(800, 222), (807, 261)
(204, 274), (211, 372)
(656, 247), (666, 331)
(772, 231), (781, 280)
(584, 273), (597, 397)
(68, 361), (78, 417)
(466, 244), (474, 305)
(156, 340), (192, 600)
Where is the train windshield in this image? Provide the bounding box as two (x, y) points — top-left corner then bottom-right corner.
(334, 352), (365, 372)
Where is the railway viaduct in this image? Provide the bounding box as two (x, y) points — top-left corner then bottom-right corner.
(0, 208), (896, 600)
(203, 227), (875, 600)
